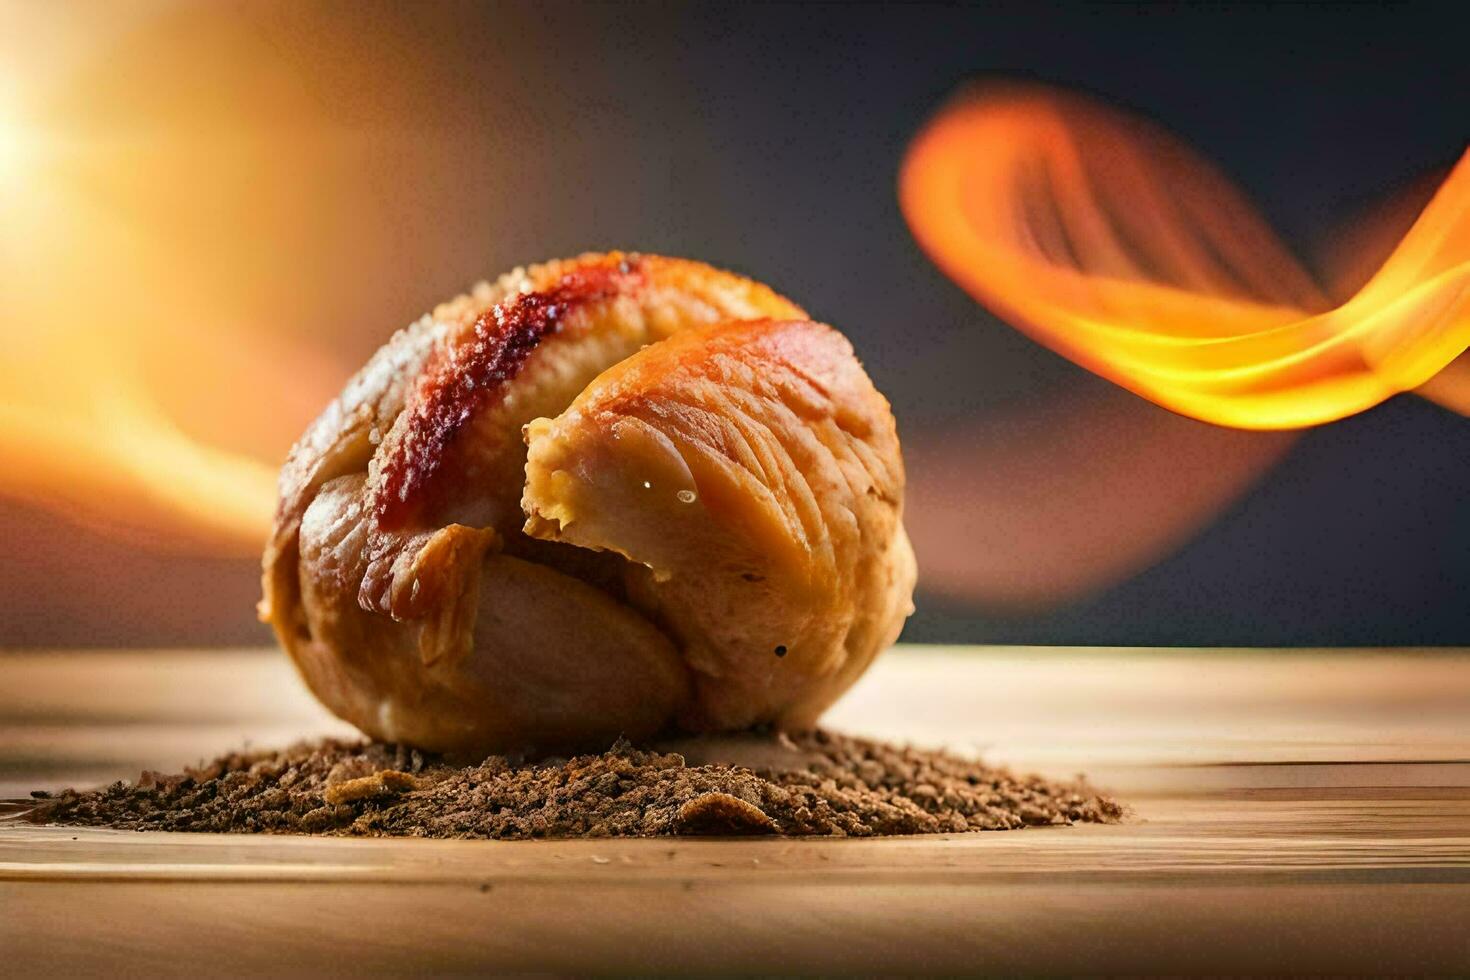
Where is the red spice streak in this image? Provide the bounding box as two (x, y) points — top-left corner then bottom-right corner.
(375, 260), (642, 527)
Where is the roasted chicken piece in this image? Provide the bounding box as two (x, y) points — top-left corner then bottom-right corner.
(261, 253), (915, 754)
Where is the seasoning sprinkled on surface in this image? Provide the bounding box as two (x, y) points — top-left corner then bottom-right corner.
(26, 730), (1122, 838)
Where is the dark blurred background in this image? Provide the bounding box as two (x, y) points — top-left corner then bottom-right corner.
(2, 1), (1467, 648)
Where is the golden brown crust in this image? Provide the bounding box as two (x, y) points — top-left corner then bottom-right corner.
(522, 319), (915, 731)
(261, 253), (910, 755)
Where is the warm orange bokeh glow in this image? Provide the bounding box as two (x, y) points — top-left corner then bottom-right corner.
(0, 108), (327, 553)
(900, 83), (1470, 430)
(0, 4), (352, 555)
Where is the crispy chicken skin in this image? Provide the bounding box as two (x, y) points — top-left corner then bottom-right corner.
(261, 253), (915, 754)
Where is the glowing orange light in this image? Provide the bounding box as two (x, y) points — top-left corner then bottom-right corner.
(900, 83), (1470, 430)
(0, 5), (345, 554)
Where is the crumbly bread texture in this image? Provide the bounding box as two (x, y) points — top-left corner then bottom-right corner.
(261, 253), (916, 755)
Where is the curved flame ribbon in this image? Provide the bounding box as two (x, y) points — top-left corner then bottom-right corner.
(900, 82), (1470, 430)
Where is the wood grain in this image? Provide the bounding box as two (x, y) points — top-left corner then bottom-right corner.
(3, 646), (1469, 974)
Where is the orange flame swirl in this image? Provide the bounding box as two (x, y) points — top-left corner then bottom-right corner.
(900, 82), (1470, 429)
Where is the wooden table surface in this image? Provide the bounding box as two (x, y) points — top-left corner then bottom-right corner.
(3, 646), (1469, 975)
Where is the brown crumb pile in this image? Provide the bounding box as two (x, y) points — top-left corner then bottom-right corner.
(26, 731), (1122, 838)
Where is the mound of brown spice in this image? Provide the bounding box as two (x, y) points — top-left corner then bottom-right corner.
(27, 730), (1122, 838)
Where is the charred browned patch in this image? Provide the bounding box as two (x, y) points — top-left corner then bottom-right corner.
(375, 258), (644, 527)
